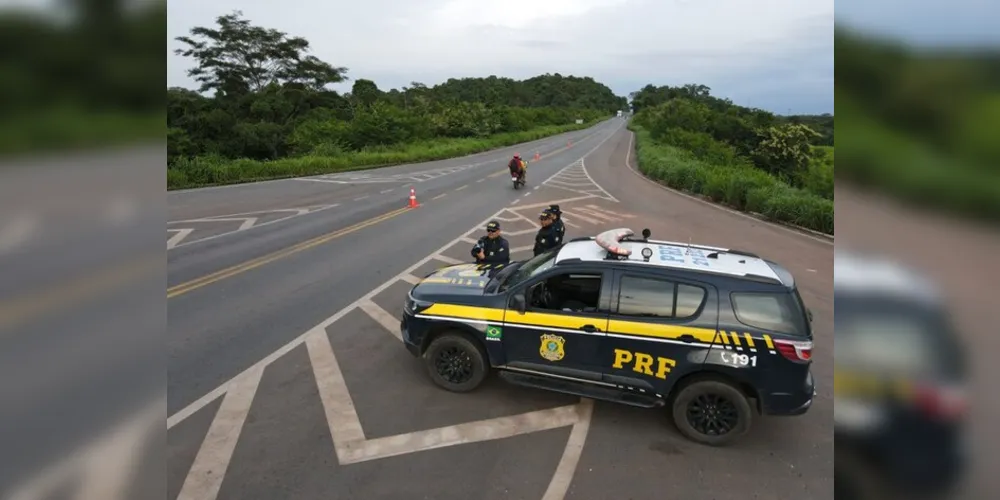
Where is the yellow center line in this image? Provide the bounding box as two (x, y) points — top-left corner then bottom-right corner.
(1, 254), (161, 333)
(167, 207), (411, 299)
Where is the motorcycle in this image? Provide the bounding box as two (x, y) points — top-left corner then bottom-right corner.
(512, 171), (525, 189)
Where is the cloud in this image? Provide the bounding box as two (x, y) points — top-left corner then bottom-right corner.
(168, 0), (834, 113)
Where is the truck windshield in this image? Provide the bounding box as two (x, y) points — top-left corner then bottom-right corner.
(499, 249), (557, 291)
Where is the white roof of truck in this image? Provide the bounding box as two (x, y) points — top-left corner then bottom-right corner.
(555, 234), (782, 282)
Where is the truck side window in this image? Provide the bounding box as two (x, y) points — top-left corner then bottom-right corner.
(731, 292), (807, 336)
(618, 276), (705, 319)
(529, 272), (602, 313)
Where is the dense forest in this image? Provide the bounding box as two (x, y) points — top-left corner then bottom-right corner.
(167, 10), (627, 184)
(0, 0), (164, 154)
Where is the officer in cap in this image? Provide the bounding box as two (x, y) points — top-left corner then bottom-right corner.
(471, 220), (510, 265)
(548, 204), (565, 241)
(533, 208), (562, 256)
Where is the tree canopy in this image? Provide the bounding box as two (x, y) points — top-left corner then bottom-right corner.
(168, 11), (627, 165)
(629, 83), (833, 191)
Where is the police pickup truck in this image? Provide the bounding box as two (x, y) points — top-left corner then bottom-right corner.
(400, 227), (815, 445)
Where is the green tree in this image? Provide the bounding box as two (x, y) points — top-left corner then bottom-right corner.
(174, 10), (348, 96)
(751, 123), (821, 179)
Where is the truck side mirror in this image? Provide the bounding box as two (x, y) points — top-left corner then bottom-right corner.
(510, 293), (527, 314)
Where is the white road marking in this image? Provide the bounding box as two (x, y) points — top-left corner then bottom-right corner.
(511, 245), (534, 253)
(167, 204), (340, 250)
(340, 404), (582, 464)
(179, 217), (258, 230)
(176, 368), (263, 500)
(583, 205), (634, 219)
(542, 399), (595, 500)
(0, 213), (40, 253)
(75, 416), (145, 500)
(560, 210), (601, 225)
(573, 207), (620, 222)
(381, 189), (394, 194)
(354, 195), (369, 200)
(105, 196), (137, 226)
(621, 129), (833, 245)
(507, 229), (537, 236)
(433, 254), (462, 265)
(432, 193), (447, 200)
(167, 228), (194, 249)
(306, 328), (368, 449)
(400, 274), (422, 285)
(456, 184), (468, 191)
(359, 300), (402, 341)
(459, 236), (478, 244)
(292, 178), (346, 184)
(7, 398), (163, 500)
(511, 199), (520, 205)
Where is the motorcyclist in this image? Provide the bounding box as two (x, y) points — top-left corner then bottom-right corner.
(508, 154), (526, 182)
(471, 220), (510, 265)
(547, 204), (565, 241)
(533, 208), (562, 256)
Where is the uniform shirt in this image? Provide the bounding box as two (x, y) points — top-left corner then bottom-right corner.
(471, 235), (510, 264)
(533, 224), (562, 256)
(553, 219), (566, 241)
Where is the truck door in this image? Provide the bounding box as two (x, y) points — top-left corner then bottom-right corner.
(601, 270), (719, 396)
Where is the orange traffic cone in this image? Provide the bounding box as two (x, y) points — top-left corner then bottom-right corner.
(408, 187), (420, 208)
(534, 152), (540, 161)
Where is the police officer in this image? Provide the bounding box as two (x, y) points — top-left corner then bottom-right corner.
(533, 208), (562, 256)
(548, 204), (565, 241)
(471, 220), (510, 265)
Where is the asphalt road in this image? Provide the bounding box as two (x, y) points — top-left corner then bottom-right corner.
(163, 118), (835, 500)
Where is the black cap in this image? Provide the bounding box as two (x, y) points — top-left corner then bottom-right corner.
(539, 209), (554, 220)
(486, 220), (501, 231)
(548, 204), (561, 215)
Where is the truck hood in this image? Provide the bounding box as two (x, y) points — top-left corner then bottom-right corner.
(410, 262), (509, 298)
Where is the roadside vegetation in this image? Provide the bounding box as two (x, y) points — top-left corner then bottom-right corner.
(0, 1), (164, 156)
(836, 27), (1000, 223)
(628, 84), (834, 234)
(168, 11), (627, 189)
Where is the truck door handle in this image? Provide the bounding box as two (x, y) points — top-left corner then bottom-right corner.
(679, 334), (696, 343)
(580, 324), (601, 333)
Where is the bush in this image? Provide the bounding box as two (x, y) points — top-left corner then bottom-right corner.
(797, 146), (834, 199)
(630, 126), (834, 234)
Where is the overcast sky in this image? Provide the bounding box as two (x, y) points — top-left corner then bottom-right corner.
(164, 0), (1000, 116)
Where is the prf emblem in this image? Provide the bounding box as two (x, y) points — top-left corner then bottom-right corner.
(539, 334), (565, 361)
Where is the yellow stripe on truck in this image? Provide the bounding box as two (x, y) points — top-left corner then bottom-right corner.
(510, 311), (598, 330)
(420, 303), (505, 322)
(607, 320), (717, 343)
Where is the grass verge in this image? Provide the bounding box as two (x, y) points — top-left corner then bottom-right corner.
(630, 124), (834, 235)
(835, 96), (1000, 224)
(0, 109), (163, 157)
(168, 121), (595, 190)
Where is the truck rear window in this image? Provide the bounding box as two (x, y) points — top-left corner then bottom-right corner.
(731, 291), (809, 336)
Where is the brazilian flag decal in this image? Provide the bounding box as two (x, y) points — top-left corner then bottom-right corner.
(485, 325), (503, 341)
